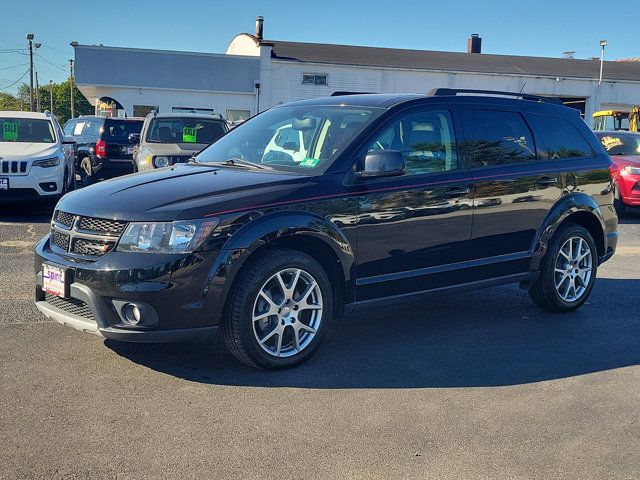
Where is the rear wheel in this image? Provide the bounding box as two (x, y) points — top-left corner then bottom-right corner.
(529, 223), (598, 312)
(78, 157), (94, 187)
(221, 249), (333, 369)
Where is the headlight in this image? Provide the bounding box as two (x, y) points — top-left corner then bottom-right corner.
(117, 219), (219, 254)
(623, 165), (640, 175)
(33, 157), (60, 168)
(153, 156), (170, 168)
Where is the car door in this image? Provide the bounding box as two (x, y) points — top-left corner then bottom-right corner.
(352, 104), (475, 301)
(460, 107), (562, 275)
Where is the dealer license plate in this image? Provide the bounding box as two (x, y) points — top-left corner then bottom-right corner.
(42, 264), (68, 298)
(0, 178), (8, 190)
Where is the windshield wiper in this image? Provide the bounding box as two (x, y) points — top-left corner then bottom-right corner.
(194, 157), (270, 170)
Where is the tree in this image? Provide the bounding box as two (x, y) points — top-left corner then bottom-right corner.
(0, 80), (93, 123)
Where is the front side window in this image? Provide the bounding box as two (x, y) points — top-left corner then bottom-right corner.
(461, 110), (536, 167)
(196, 105), (384, 174)
(366, 109), (458, 175)
(0, 118), (55, 143)
(596, 132), (640, 156)
(63, 121), (75, 136)
(146, 118), (226, 144)
(529, 114), (594, 159)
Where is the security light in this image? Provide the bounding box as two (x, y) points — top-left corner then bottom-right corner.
(600, 40), (608, 47)
(26, 33), (34, 40)
(70, 41), (78, 48)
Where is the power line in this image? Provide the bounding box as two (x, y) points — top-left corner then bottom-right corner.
(0, 63), (28, 71)
(34, 52), (67, 72)
(0, 69), (29, 92)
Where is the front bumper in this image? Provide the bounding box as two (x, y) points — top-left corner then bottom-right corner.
(0, 166), (64, 201)
(34, 235), (223, 343)
(619, 174), (640, 206)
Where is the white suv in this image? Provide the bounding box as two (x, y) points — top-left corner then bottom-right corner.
(0, 111), (76, 202)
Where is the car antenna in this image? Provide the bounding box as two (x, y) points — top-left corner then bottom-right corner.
(519, 82), (527, 94)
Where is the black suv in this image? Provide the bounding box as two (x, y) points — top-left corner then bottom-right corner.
(63, 116), (143, 184)
(37, 90), (617, 369)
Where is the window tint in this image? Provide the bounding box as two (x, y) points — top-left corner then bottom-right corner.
(529, 114), (594, 159)
(274, 127), (300, 149)
(367, 109), (458, 176)
(146, 118), (225, 144)
(83, 120), (100, 138)
(461, 110), (536, 167)
(103, 120), (142, 140)
(0, 118), (55, 143)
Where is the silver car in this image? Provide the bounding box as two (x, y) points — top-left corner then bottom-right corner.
(131, 112), (228, 172)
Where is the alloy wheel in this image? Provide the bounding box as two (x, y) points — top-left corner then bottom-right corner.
(252, 268), (323, 358)
(554, 236), (593, 302)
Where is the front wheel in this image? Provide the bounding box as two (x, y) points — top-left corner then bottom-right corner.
(221, 249), (333, 369)
(529, 223), (598, 312)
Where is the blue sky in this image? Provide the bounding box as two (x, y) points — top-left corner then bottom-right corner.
(1, 0), (636, 94)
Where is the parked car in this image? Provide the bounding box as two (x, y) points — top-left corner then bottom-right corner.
(0, 111), (75, 202)
(594, 130), (640, 217)
(63, 116), (143, 184)
(131, 112), (228, 172)
(35, 90), (617, 370)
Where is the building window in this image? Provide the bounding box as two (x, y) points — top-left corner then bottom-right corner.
(172, 107), (215, 115)
(302, 74), (328, 86)
(226, 109), (251, 122)
(133, 105), (159, 117)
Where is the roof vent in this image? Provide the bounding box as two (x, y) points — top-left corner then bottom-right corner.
(255, 16), (264, 41)
(467, 34), (482, 54)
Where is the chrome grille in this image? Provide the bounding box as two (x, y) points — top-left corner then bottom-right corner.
(72, 238), (115, 256)
(45, 293), (94, 320)
(52, 230), (70, 251)
(50, 210), (127, 258)
(78, 216), (127, 235)
(55, 210), (75, 229)
(0, 160), (27, 174)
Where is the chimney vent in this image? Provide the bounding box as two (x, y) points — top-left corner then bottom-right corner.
(255, 16), (264, 41)
(467, 34), (482, 54)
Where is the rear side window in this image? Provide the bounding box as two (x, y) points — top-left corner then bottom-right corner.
(528, 114), (594, 159)
(461, 110), (536, 167)
(63, 121), (75, 136)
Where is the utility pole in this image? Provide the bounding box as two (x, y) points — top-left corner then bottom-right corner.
(35, 71), (41, 112)
(27, 33), (34, 112)
(69, 59), (75, 119)
(49, 80), (53, 113)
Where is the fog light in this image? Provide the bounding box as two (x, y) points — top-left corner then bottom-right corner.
(39, 182), (57, 192)
(122, 303), (142, 325)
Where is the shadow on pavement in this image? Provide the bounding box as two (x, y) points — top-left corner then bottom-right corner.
(106, 277), (640, 389)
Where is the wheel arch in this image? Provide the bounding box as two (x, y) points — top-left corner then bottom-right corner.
(204, 211), (356, 322)
(530, 193), (607, 271)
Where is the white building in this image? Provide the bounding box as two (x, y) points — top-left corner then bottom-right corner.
(74, 19), (640, 124)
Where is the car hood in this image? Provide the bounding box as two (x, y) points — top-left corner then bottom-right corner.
(0, 142), (59, 160)
(57, 164), (311, 221)
(146, 143), (209, 156)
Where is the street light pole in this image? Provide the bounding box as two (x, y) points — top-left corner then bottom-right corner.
(35, 71), (40, 112)
(27, 33), (34, 112)
(599, 40), (607, 85)
(49, 80), (53, 114)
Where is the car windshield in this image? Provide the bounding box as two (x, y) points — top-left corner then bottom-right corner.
(102, 119), (142, 141)
(597, 132), (640, 155)
(195, 105), (385, 173)
(0, 118), (55, 143)
(146, 117), (227, 144)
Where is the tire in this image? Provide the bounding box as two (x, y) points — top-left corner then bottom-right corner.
(221, 248), (333, 370)
(613, 184), (628, 218)
(78, 157), (94, 187)
(529, 223), (598, 313)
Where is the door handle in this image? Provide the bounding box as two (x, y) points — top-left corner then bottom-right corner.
(445, 186), (471, 197)
(537, 176), (558, 186)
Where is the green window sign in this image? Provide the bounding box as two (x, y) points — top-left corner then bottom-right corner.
(182, 127), (197, 143)
(3, 122), (18, 141)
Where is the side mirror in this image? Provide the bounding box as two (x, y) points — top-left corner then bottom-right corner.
(129, 133), (141, 145)
(62, 136), (76, 145)
(355, 150), (405, 180)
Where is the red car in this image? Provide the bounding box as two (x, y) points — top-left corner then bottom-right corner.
(595, 131), (640, 217)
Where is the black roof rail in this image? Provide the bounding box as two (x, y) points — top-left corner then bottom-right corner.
(427, 88), (563, 105)
(331, 91), (374, 96)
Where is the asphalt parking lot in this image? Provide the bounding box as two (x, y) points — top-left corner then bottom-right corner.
(1, 206), (639, 480)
